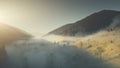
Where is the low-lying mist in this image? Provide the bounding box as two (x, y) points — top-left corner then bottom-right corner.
(41, 32), (105, 45)
(1, 38), (113, 68)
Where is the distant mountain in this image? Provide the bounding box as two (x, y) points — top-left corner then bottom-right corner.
(0, 23), (32, 66)
(48, 10), (120, 36)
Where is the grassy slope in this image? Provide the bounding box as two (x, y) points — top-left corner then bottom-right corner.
(75, 29), (120, 67)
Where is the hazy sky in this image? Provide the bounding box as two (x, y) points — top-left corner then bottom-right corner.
(0, 0), (120, 36)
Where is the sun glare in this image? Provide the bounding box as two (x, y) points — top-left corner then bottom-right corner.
(0, 15), (7, 23)
(0, 16), (5, 22)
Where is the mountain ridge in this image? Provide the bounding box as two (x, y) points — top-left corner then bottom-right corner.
(0, 23), (32, 44)
(48, 10), (120, 36)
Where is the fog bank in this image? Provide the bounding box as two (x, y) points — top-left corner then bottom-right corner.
(1, 38), (112, 68)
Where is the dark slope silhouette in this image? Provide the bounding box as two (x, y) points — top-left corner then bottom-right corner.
(48, 10), (120, 36)
(0, 23), (32, 44)
(0, 23), (32, 66)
